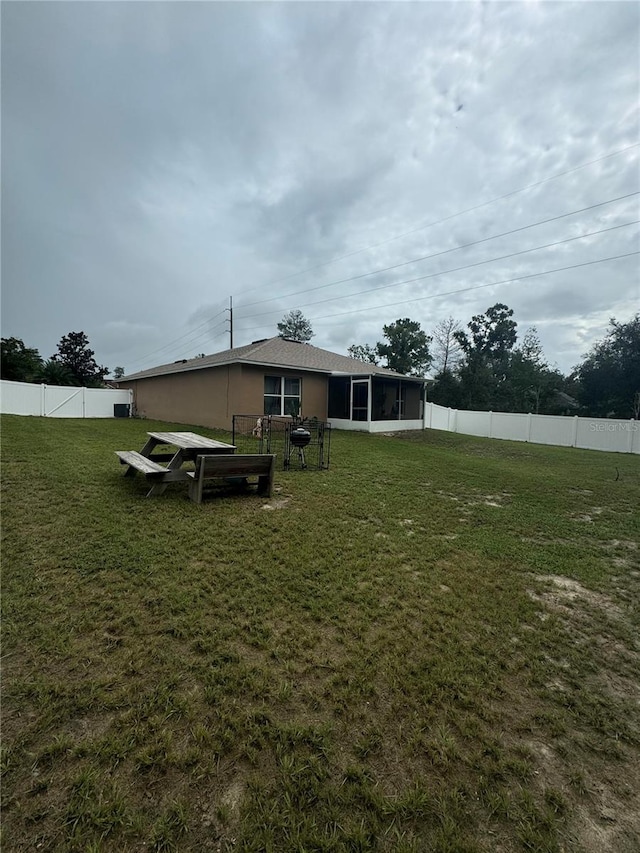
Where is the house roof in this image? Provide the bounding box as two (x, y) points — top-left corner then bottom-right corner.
(120, 337), (425, 383)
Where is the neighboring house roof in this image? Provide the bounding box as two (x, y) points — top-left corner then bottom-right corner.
(552, 390), (580, 409)
(120, 337), (425, 383)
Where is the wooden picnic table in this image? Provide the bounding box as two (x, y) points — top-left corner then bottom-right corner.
(116, 431), (236, 497)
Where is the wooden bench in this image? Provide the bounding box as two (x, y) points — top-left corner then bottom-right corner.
(187, 453), (275, 504)
(115, 450), (169, 478)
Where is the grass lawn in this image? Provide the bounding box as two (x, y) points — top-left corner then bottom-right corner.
(1, 414), (639, 852)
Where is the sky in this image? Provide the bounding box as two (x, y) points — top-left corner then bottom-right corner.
(2, 0), (639, 378)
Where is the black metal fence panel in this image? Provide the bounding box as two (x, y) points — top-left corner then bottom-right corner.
(232, 415), (331, 470)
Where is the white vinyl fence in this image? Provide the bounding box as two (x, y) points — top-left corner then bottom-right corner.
(423, 402), (640, 455)
(0, 380), (133, 418)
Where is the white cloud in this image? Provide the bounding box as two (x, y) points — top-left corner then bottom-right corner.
(2, 0), (638, 377)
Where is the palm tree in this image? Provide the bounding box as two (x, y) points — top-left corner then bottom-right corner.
(38, 359), (77, 386)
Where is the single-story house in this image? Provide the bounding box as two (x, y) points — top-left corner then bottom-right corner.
(117, 336), (427, 432)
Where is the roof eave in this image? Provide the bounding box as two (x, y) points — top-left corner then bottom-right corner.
(121, 356), (336, 382)
(236, 358), (331, 375)
(330, 369), (425, 383)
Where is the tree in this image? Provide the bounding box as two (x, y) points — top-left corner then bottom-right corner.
(506, 328), (564, 414)
(1, 337), (43, 382)
(454, 304), (518, 409)
(454, 303), (517, 365)
(113, 366), (125, 379)
(39, 359), (76, 386)
(347, 344), (379, 364)
(429, 368), (462, 408)
(431, 316), (462, 374)
(376, 318), (432, 377)
(277, 310), (314, 342)
(574, 314), (640, 418)
(51, 331), (109, 387)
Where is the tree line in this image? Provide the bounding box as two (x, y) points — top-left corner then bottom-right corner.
(4, 308), (638, 419)
(1, 332), (114, 387)
(344, 305), (639, 419)
(276, 305), (639, 418)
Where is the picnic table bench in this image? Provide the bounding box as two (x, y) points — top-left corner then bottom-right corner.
(116, 431), (236, 497)
(187, 453), (276, 503)
(115, 450), (170, 477)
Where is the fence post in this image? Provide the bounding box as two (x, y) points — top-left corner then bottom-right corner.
(488, 411), (493, 438)
(527, 412), (532, 443)
(424, 402), (432, 430)
(572, 415), (579, 448)
(41, 383), (46, 417)
(629, 420), (635, 454)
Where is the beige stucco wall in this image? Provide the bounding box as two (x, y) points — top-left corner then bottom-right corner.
(119, 363), (329, 430)
(120, 365), (240, 430)
(237, 365), (328, 421)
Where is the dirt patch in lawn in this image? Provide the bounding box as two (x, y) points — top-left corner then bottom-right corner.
(261, 497), (291, 510)
(525, 573), (640, 851)
(528, 574), (624, 621)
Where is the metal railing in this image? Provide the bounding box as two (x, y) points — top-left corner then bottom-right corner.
(232, 415), (331, 470)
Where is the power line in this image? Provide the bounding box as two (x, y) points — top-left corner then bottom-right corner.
(234, 251), (640, 334)
(151, 322), (231, 365)
(236, 193), (640, 316)
(237, 220), (639, 320)
(118, 143), (640, 367)
(128, 324), (228, 373)
(234, 141), (640, 299)
(130, 318), (228, 365)
(123, 306), (227, 363)
(123, 307), (227, 371)
(126, 328), (226, 373)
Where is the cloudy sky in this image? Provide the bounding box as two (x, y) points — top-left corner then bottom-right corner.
(2, 0), (639, 378)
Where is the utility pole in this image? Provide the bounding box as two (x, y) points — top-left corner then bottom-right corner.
(226, 296), (234, 349)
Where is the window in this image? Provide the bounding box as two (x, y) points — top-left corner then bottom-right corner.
(328, 377), (350, 419)
(328, 376), (372, 421)
(264, 376), (301, 416)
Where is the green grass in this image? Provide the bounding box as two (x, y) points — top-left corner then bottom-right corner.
(2, 414), (639, 852)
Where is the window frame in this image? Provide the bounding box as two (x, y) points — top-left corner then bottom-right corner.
(263, 375), (302, 417)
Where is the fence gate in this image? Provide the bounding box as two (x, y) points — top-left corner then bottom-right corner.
(0, 380), (132, 418)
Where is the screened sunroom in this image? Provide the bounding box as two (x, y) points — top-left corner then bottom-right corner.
(327, 373), (425, 432)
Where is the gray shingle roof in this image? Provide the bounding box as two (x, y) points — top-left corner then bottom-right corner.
(121, 337), (424, 382)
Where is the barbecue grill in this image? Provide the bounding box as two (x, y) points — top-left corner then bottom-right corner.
(286, 427), (311, 469)
(232, 415), (331, 470)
